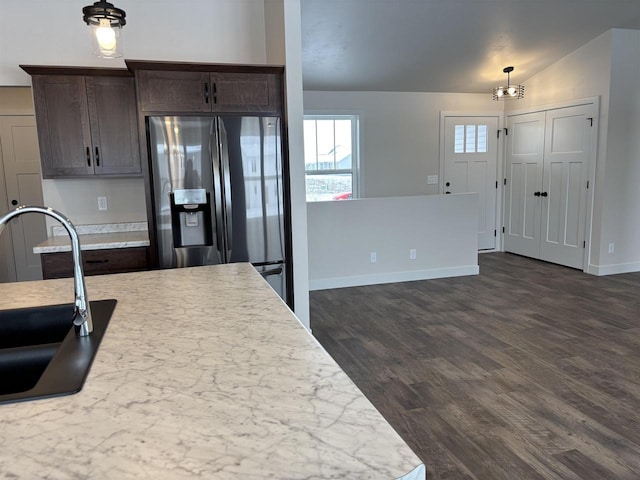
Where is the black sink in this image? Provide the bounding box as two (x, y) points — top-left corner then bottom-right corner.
(0, 299), (116, 405)
(0, 303), (74, 349)
(0, 343), (59, 395)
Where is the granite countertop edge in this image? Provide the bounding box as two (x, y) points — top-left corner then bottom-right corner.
(34, 222), (150, 253)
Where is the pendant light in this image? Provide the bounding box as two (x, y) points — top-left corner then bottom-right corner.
(82, 1), (126, 59)
(493, 66), (524, 100)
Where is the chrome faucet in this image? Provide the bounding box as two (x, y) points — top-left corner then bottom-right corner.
(0, 206), (93, 336)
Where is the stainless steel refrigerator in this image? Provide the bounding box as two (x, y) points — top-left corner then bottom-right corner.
(147, 115), (289, 303)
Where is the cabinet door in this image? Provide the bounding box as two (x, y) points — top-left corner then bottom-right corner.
(41, 247), (150, 279)
(32, 76), (94, 178)
(137, 70), (211, 112)
(211, 73), (281, 113)
(86, 76), (141, 175)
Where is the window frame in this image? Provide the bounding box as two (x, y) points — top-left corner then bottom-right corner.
(303, 113), (360, 202)
(454, 123), (489, 154)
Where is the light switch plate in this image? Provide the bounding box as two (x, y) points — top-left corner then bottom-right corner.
(427, 175), (438, 185)
(97, 196), (108, 211)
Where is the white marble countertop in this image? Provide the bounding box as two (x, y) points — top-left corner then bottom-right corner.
(0, 264), (425, 479)
(33, 222), (150, 253)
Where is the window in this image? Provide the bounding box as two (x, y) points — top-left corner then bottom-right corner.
(304, 115), (359, 202)
(454, 124), (488, 153)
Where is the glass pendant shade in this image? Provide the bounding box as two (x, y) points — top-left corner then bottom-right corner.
(91, 19), (123, 58)
(83, 1), (126, 59)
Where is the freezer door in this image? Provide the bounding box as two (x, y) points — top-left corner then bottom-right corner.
(220, 116), (286, 265)
(148, 116), (224, 268)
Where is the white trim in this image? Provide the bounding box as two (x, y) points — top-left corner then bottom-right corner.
(583, 98), (600, 273)
(309, 265), (479, 291)
(0, 109), (34, 116)
(586, 262), (640, 276)
(506, 96), (600, 117)
(303, 113), (361, 200)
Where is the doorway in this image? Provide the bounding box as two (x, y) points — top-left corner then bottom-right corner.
(0, 115), (46, 282)
(504, 103), (596, 269)
(442, 114), (500, 250)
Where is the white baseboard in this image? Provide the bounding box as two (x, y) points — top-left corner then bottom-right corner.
(586, 261), (640, 276)
(309, 265), (479, 291)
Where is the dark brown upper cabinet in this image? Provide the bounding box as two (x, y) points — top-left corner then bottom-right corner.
(127, 61), (283, 114)
(21, 66), (141, 179)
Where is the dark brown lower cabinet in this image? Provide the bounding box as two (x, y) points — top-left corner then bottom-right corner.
(41, 247), (150, 279)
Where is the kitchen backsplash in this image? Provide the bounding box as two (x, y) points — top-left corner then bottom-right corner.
(40, 177), (147, 234)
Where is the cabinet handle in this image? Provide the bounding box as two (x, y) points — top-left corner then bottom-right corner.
(212, 82), (217, 104)
(86, 259), (109, 264)
(95, 146), (100, 167)
(86, 146), (91, 166)
(534, 191), (541, 197)
(204, 82), (210, 104)
(541, 192), (548, 197)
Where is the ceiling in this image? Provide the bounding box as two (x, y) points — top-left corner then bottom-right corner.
(300, 0), (640, 93)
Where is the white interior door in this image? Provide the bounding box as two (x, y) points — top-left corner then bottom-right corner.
(504, 112), (545, 258)
(0, 116), (46, 282)
(443, 116), (499, 250)
(504, 105), (593, 270)
(539, 105), (591, 269)
(0, 133), (16, 282)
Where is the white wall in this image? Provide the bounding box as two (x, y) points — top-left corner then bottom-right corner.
(597, 29), (640, 274)
(303, 91), (502, 198)
(0, 0), (268, 85)
(264, 0), (286, 65)
(307, 194), (478, 289)
(263, 0), (310, 327)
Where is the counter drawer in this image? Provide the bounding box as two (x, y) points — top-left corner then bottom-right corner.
(41, 247), (150, 279)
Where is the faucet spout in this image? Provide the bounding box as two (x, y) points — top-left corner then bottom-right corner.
(0, 205), (93, 336)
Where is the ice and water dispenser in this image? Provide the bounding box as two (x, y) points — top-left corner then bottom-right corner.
(169, 188), (213, 248)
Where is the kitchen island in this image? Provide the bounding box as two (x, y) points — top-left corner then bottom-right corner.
(0, 264), (425, 479)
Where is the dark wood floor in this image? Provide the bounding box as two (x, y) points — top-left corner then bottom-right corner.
(310, 253), (640, 480)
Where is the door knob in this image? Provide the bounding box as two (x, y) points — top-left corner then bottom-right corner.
(534, 191), (541, 197)
(11, 199), (18, 205)
(541, 192), (548, 197)
(446, 182), (450, 187)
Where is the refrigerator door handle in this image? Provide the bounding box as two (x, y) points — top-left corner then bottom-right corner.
(219, 121), (233, 260)
(211, 119), (226, 261)
(260, 266), (283, 277)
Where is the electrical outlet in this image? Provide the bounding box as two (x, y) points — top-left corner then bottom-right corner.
(370, 252), (377, 263)
(427, 175), (438, 185)
(409, 248), (417, 260)
(608, 242), (615, 254)
(97, 196), (108, 211)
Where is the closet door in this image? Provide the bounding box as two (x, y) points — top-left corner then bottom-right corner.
(504, 112), (545, 258)
(539, 105), (591, 269)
